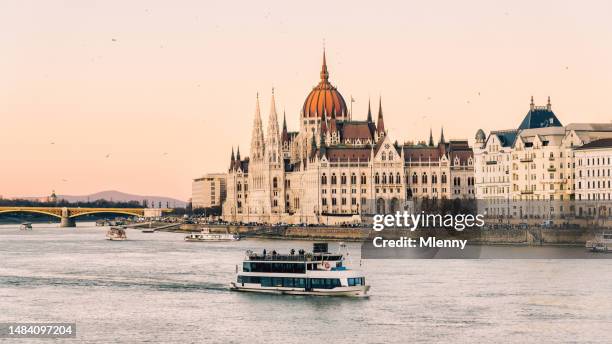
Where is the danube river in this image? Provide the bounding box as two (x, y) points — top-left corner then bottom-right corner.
(1, 223), (611, 343)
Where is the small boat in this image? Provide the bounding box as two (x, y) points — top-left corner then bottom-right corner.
(141, 228), (155, 233)
(586, 231), (612, 252)
(19, 223), (33, 231)
(230, 243), (370, 297)
(106, 227), (127, 241)
(184, 228), (239, 242)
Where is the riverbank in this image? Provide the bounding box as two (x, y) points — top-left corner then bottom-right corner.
(154, 223), (605, 246)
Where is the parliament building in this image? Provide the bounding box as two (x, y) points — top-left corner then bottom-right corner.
(222, 51), (474, 224)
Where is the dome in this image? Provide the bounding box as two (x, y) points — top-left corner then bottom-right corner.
(475, 129), (486, 142)
(302, 51), (348, 119)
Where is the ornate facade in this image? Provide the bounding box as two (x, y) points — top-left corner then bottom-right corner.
(223, 52), (474, 224)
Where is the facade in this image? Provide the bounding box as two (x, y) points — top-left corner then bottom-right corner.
(192, 173), (227, 209)
(222, 52), (474, 225)
(574, 138), (612, 217)
(474, 98), (612, 219)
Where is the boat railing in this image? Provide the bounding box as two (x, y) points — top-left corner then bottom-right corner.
(246, 253), (343, 262)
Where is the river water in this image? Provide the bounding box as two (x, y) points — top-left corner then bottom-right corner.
(1, 223), (611, 343)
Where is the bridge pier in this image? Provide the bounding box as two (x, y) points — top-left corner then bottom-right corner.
(60, 216), (76, 227)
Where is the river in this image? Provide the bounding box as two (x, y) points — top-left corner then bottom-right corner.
(1, 223), (611, 343)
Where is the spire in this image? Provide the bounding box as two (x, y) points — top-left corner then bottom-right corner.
(266, 88), (281, 163)
(428, 128), (434, 147)
(376, 96), (385, 136)
(230, 146), (235, 162)
(530, 96), (535, 111)
(367, 98), (372, 122)
(547, 96), (552, 111)
(281, 110), (289, 143)
(320, 48), (329, 82)
(250, 92), (265, 161)
(439, 127), (446, 144)
(236, 146), (241, 161)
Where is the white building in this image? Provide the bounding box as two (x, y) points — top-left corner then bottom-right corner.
(192, 173), (227, 209)
(474, 97), (612, 219)
(574, 138), (612, 217)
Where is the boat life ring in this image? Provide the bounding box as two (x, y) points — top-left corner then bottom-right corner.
(324, 262), (331, 269)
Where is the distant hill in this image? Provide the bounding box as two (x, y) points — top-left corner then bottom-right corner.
(57, 190), (187, 208)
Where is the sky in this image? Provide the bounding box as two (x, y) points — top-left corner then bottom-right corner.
(1, 0), (611, 201)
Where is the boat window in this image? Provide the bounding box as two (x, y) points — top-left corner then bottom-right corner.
(309, 278), (341, 289)
(237, 276), (261, 284)
(348, 277), (365, 286)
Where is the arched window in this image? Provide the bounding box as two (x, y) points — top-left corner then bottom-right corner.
(441, 173), (447, 184)
(389, 153), (393, 161)
(396, 173), (401, 184)
(341, 173), (347, 185)
(375, 173), (380, 184)
(321, 174), (327, 185)
(382, 173), (387, 184)
(272, 177), (278, 189)
(361, 173), (367, 185)
(432, 173), (437, 184)
(331, 173), (337, 185)
(422, 173), (428, 184)
(381, 153), (386, 161)
(412, 173), (418, 184)
(351, 173), (357, 184)
(237, 182), (242, 191)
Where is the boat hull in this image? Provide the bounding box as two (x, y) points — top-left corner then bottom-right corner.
(106, 237), (127, 241)
(229, 282), (369, 297)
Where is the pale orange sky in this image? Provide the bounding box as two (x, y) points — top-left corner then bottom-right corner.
(1, 0), (611, 201)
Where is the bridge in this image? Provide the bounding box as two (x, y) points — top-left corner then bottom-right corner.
(0, 207), (172, 227)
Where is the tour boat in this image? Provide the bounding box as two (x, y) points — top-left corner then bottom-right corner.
(586, 231), (612, 252)
(19, 223), (33, 231)
(106, 227), (127, 241)
(229, 243), (370, 297)
(184, 228), (239, 242)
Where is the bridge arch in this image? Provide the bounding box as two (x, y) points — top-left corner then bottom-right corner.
(69, 210), (144, 218)
(0, 209), (62, 218)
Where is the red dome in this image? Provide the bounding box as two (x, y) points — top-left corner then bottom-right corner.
(302, 52), (348, 119)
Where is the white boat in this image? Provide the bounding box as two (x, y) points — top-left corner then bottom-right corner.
(184, 228), (239, 242)
(19, 223), (33, 231)
(586, 231), (612, 252)
(141, 228), (155, 233)
(106, 227), (127, 241)
(229, 243), (370, 297)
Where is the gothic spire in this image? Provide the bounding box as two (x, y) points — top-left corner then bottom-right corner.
(439, 127), (446, 144)
(236, 146), (240, 161)
(266, 88), (281, 163)
(376, 96), (385, 136)
(428, 128), (434, 147)
(320, 47), (329, 82)
(367, 98), (372, 122)
(250, 92), (265, 161)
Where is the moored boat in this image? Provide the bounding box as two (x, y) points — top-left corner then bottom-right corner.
(184, 228), (239, 242)
(230, 243), (369, 297)
(106, 227), (127, 241)
(19, 223), (33, 231)
(586, 231), (612, 252)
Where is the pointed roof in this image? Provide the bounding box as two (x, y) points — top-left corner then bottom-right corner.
(428, 128), (434, 146)
(281, 111), (289, 143)
(236, 146), (241, 161)
(367, 98), (372, 122)
(439, 127), (446, 144)
(376, 97), (385, 135)
(518, 97), (562, 130)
